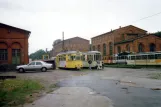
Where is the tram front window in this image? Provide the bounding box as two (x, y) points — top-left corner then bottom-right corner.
(76, 55), (81, 60)
(95, 54), (101, 61)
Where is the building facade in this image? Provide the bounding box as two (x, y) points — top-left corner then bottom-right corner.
(51, 37), (89, 57)
(0, 23), (31, 65)
(91, 25), (161, 59)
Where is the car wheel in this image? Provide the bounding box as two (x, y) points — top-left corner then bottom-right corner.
(19, 68), (25, 73)
(41, 67), (47, 72)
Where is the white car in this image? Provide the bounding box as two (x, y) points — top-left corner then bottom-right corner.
(16, 61), (53, 72)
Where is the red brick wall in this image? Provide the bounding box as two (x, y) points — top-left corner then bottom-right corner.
(0, 27), (29, 64)
(52, 37), (89, 57)
(114, 35), (161, 53)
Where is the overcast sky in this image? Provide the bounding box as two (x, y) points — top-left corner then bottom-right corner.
(0, 0), (161, 54)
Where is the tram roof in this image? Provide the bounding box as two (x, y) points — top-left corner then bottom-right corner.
(83, 51), (101, 54)
(128, 52), (161, 56)
(57, 51), (82, 55)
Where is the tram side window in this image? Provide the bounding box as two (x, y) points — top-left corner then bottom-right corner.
(131, 56), (135, 60)
(142, 55), (147, 59)
(148, 55), (155, 59)
(155, 54), (161, 59)
(127, 56), (130, 60)
(136, 56), (141, 60)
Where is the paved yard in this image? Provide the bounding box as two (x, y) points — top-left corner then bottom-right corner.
(1, 67), (161, 107)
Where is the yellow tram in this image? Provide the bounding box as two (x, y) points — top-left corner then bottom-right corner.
(56, 51), (83, 69)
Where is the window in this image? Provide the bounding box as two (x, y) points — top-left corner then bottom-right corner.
(76, 55), (81, 60)
(93, 46), (95, 51)
(98, 45), (100, 51)
(138, 43), (144, 52)
(109, 42), (113, 56)
(131, 56), (135, 60)
(0, 49), (7, 61)
(36, 62), (42, 65)
(29, 62), (35, 65)
(95, 53), (101, 61)
(71, 56), (76, 61)
(149, 43), (156, 52)
(136, 56), (141, 60)
(156, 54), (161, 59)
(87, 55), (93, 60)
(126, 44), (130, 52)
(117, 46), (121, 53)
(142, 55), (147, 59)
(122, 34), (125, 40)
(103, 44), (106, 56)
(148, 55), (155, 59)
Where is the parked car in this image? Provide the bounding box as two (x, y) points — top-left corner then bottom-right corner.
(16, 61), (53, 72)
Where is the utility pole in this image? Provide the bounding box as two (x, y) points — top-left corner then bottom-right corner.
(62, 32), (64, 52)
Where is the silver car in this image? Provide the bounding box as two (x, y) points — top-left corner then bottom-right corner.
(16, 61), (53, 72)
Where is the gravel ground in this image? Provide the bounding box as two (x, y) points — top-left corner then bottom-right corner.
(0, 69), (90, 88)
(0, 67), (161, 88)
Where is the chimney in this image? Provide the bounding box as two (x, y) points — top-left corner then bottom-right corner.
(119, 26), (121, 28)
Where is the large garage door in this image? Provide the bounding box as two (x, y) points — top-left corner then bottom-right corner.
(12, 49), (21, 65)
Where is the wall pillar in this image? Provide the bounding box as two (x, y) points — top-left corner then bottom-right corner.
(8, 47), (12, 64)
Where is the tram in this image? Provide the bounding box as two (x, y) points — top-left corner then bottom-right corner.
(56, 51), (83, 69)
(82, 51), (103, 68)
(127, 52), (161, 65)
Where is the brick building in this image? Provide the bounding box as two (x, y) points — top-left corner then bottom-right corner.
(0, 23), (31, 65)
(91, 25), (161, 59)
(51, 37), (89, 57)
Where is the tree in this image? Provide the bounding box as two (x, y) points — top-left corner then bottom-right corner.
(154, 31), (161, 37)
(29, 49), (46, 60)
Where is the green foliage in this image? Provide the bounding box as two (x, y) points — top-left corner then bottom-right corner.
(29, 49), (46, 60)
(149, 73), (161, 80)
(154, 31), (161, 37)
(0, 79), (43, 106)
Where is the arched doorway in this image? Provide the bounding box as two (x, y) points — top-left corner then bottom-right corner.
(138, 43), (144, 52)
(11, 42), (22, 64)
(0, 42), (8, 62)
(149, 43), (156, 52)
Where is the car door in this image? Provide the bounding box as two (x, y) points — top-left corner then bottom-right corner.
(27, 62), (36, 71)
(35, 62), (43, 70)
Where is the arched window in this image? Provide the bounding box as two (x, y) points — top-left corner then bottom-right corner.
(103, 43), (106, 56)
(117, 46), (121, 53)
(109, 42), (113, 56)
(149, 43), (156, 52)
(98, 45), (100, 51)
(138, 43), (144, 52)
(93, 46), (95, 51)
(126, 44), (130, 52)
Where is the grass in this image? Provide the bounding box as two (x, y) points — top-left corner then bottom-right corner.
(149, 73), (161, 80)
(0, 79), (44, 106)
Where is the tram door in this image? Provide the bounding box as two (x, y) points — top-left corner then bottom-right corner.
(12, 49), (21, 64)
